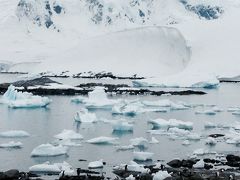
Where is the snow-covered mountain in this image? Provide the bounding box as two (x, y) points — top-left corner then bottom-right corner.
(0, 0), (240, 78)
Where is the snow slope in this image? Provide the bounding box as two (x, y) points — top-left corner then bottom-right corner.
(0, 0), (240, 79)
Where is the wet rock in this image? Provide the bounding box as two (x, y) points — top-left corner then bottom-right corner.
(167, 159), (182, 168)
(1, 169), (19, 179)
(204, 164), (213, 170)
(182, 159), (198, 168)
(226, 154), (240, 163)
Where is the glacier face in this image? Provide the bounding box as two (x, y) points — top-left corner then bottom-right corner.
(0, 0), (240, 78)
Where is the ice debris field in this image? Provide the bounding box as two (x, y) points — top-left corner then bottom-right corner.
(0, 83), (240, 178)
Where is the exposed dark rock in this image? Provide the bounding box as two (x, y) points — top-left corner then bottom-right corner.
(208, 134), (225, 138)
(226, 155), (240, 163)
(3, 169), (19, 179)
(167, 159), (182, 168)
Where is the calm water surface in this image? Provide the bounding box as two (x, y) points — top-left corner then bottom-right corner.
(0, 79), (240, 177)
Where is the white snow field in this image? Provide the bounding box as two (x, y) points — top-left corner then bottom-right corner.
(0, 85), (51, 108)
(1, 0), (240, 85)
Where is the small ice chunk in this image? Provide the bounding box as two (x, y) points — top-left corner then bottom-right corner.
(130, 137), (148, 148)
(153, 171), (171, 180)
(54, 129), (83, 140)
(193, 159), (204, 168)
(114, 161), (149, 173)
(204, 122), (217, 129)
(126, 174), (135, 180)
(58, 139), (82, 147)
(0, 130), (30, 138)
(149, 137), (159, 144)
(31, 144), (68, 157)
(213, 107), (224, 112)
(116, 145), (134, 151)
(88, 159), (104, 169)
(74, 108), (97, 123)
(112, 120), (133, 132)
(133, 151), (154, 161)
(71, 96), (87, 103)
(0, 141), (22, 148)
(193, 148), (216, 156)
(232, 111), (240, 115)
(182, 140), (190, 145)
(87, 136), (118, 145)
(205, 137), (216, 146)
(227, 107), (240, 112)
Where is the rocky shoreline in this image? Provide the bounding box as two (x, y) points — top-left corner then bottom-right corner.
(0, 77), (206, 96)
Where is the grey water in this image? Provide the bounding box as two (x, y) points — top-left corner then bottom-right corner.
(0, 77), (240, 177)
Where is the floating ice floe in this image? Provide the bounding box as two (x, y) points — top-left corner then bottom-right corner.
(112, 120), (133, 132)
(71, 96), (87, 104)
(153, 171), (171, 180)
(204, 122), (231, 129)
(227, 107), (240, 112)
(0, 85), (51, 108)
(133, 73), (219, 88)
(74, 108), (98, 123)
(148, 118), (193, 130)
(87, 136), (119, 145)
(29, 161), (74, 176)
(88, 159), (104, 169)
(168, 128), (200, 141)
(205, 137), (216, 146)
(195, 110), (216, 115)
(57, 139), (82, 147)
(112, 100), (143, 116)
(130, 137), (148, 148)
(232, 111), (240, 115)
(149, 137), (159, 144)
(133, 151), (154, 161)
(225, 130), (240, 144)
(116, 145), (135, 151)
(193, 148), (216, 156)
(0, 130), (30, 138)
(0, 141), (22, 148)
(54, 129), (83, 140)
(31, 144), (68, 157)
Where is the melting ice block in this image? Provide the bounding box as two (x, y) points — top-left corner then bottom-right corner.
(87, 136), (119, 145)
(130, 137), (148, 148)
(88, 159), (104, 169)
(0, 130), (30, 138)
(0, 141), (22, 148)
(112, 120), (133, 132)
(153, 171), (171, 180)
(133, 151), (154, 161)
(74, 108), (97, 123)
(0, 85), (51, 108)
(54, 129), (83, 140)
(148, 118), (193, 130)
(29, 161), (74, 175)
(31, 144), (68, 157)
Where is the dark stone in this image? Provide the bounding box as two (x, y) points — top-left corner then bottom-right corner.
(54, 5), (62, 14)
(203, 158), (216, 164)
(226, 154), (240, 162)
(3, 169), (19, 178)
(208, 134), (225, 138)
(182, 159), (197, 168)
(167, 159), (182, 168)
(204, 164), (213, 170)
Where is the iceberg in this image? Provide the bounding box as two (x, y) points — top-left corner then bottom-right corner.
(0, 141), (22, 148)
(133, 73), (219, 88)
(88, 159), (104, 169)
(130, 137), (148, 148)
(205, 137), (216, 146)
(133, 151), (154, 161)
(29, 161), (74, 176)
(87, 136), (119, 145)
(0, 85), (51, 108)
(31, 143), (68, 157)
(112, 120), (133, 132)
(149, 137), (159, 144)
(85, 87), (119, 110)
(74, 108), (97, 123)
(153, 171), (171, 180)
(54, 129), (83, 140)
(148, 118), (193, 130)
(0, 130), (30, 138)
